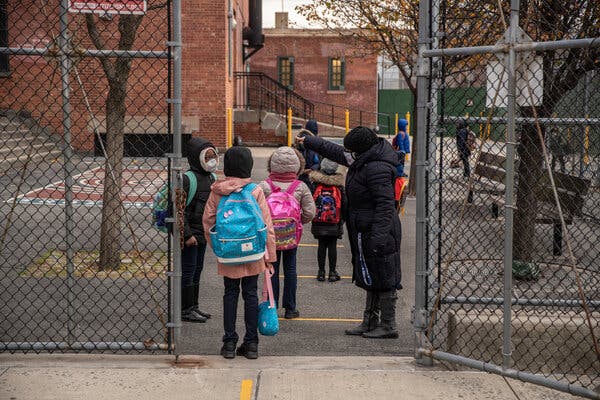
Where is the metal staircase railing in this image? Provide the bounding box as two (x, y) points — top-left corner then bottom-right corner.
(234, 71), (394, 136)
(234, 72), (314, 120)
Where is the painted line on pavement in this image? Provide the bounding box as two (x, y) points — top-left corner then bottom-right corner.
(278, 317), (362, 322)
(240, 379), (253, 400)
(299, 243), (345, 248)
(293, 275), (352, 279)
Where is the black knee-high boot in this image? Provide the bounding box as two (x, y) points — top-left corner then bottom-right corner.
(362, 290), (398, 338)
(345, 290), (380, 335)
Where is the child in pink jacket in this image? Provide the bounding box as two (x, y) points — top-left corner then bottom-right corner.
(203, 146), (276, 360)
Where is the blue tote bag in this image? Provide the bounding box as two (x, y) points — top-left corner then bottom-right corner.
(258, 268), (279, 336)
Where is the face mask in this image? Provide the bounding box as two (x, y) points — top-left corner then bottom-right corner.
(205, 158), (218, 172)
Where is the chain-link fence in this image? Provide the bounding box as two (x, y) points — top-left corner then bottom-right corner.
(0, 1), (175, 353)
(414, 0), (600, 398)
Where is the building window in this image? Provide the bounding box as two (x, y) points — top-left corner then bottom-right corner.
(0, 0), (8, 74)
(328, 57), (345, 91)
(278, 56), (294, 89)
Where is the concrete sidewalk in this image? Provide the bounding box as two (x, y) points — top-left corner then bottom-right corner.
(0, 354), (581, 400)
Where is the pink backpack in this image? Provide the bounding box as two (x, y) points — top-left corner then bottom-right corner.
(265, 179), (303, 250)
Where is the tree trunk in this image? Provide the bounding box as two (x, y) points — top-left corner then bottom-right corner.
(99, 81), (127, 270)
(512, 107), (545, 263)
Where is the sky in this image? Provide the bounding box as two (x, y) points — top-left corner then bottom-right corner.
(262, 0), (314, 28)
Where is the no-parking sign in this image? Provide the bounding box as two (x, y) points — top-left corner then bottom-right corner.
(68, 1), (147, 15)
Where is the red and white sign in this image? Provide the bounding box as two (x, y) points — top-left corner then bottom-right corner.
(68, 1), (147, 15)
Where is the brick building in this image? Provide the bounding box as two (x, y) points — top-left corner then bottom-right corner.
(246, 14), (379, 134)
(0, 3), (377, 151)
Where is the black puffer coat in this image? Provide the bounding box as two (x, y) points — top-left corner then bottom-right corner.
(309, 170), (346, 239)
(304, 135), (402, 292)
(183, 137), (216, 242)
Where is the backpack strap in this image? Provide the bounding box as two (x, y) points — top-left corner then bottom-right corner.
(285, 179), (301, 195)
(265, 178), (280, 193)
(184, 171), (197, 207)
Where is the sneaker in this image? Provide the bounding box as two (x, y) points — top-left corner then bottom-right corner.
(182, 310), (207, 323)
(317, 270), (326, 281)
(236, 342), (258, 359)
(220, 342), (236, 359)
(193, 307), (212, 319)
(284, 309), (300, 319)
(328, 271), (341, 282)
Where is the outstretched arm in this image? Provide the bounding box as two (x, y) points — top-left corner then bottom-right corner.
(300, 135), (351, 167)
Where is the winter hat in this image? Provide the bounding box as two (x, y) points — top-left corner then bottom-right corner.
(305, 119), (319, 136)
(223, 146), (253, 178)
(268, 146), (301, 174)
(343, 126), (380, 155)
(320, 158), (338, 175)
(397, 118), (408, 132)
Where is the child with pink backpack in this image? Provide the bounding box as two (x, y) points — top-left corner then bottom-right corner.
(260, 147), (315, 319)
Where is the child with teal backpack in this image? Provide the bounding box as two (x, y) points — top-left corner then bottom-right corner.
(203, 147), (276, 359)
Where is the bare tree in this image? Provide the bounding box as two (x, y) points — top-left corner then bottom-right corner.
(85, 4), (164, 270)
(512, 0), (599, 262)
(296, 0), (501, 195)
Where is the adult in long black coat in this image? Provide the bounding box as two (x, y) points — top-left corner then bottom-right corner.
(297, 126), (402, 338)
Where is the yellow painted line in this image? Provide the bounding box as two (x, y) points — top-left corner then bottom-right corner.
(298, 243), (345, 248)
(278, 317), (362, 322)
(240, 379), (253, 400)
(294, 275), (352, 279)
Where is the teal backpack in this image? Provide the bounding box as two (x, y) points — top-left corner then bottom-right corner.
(152, 171), (197, 233)
(208, 183), (267, 265)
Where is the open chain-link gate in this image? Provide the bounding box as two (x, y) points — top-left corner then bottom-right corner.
(414, 0), (600, 398)
(0, 0), (184, 353)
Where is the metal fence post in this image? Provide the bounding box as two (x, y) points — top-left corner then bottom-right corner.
(59, 0), (76, 345)
(170, 0), (183, 358)
(414, 0), (432, 367)
(501, 0), (520, 371)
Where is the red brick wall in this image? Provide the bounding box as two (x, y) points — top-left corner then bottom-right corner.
(248, 30), (379, 128)
(1, 1), (246, 151)
(233, 122), (285, 146)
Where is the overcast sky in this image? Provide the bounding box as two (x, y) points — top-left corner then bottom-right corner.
(262, 0), (314, 28)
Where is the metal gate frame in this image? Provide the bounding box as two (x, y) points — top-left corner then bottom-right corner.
(0, 0), (182, 353)
(413, 0), (600, 398)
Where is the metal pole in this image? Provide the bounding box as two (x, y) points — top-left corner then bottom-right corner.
(170, 0), (183, 357)
(418, 349), (600, 400)
(442, 295), (600, 308)
(414, 0), (432, 367)
(59, 0), (76, 346)
(501, 0), (520, 371)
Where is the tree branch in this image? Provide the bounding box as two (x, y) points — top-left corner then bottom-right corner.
(85, 14), (116, 81)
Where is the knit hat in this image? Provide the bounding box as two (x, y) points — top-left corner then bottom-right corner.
(268, 146), (301, 174)
(223, 146), (253, 178)
(397, 118), (408, 132)
(320, 158), (338, 175)
(343, 126), (380, 154)
(305, 119), (319, 135)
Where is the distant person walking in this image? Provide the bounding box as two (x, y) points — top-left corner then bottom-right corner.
(392, 118), (410, 177)
(297, 127), (402, 339)
(456, 119), (472, 177)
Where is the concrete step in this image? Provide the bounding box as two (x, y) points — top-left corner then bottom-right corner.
(0, 142), (60, 157)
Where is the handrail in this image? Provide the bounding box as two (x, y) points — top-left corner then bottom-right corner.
(234, 72), (314, 120)
(234, 71), (394, 135)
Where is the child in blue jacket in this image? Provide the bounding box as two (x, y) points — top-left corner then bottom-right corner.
(392, 119), (410, 177)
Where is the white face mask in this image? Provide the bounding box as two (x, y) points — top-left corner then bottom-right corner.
(205, 158), (218, 172)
